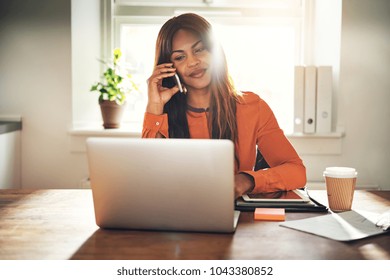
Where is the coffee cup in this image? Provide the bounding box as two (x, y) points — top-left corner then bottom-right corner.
(323, 167), (357, 212)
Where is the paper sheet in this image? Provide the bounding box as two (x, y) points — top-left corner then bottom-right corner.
(280, 210), (389, 241)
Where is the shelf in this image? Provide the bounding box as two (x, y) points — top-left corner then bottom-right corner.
(286, 132), (344, 139)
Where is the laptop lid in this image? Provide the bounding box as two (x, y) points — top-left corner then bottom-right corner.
(86, 137), (239, 233)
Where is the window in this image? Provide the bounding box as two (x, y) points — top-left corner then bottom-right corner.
(109, 0), (303, 134)
(212, 21), (297, 133)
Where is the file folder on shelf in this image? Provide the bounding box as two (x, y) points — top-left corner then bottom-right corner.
(294, 66), (305, 133)
(304, 66), (317, 133)
(316, 66), (333, 133)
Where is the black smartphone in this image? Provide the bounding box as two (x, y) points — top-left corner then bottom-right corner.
(162, 73), (183, 93)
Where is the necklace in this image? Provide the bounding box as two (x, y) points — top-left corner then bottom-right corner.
(187, 104), (209, 113)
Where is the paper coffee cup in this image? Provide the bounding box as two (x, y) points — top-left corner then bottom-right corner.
(323, 167), (357, 212)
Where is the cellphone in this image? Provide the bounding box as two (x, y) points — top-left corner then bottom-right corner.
(162, 73), (184, 93)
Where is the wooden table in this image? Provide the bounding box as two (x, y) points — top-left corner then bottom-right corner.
(0, 189), (389, 260)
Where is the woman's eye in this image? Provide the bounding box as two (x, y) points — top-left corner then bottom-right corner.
(194, 47), (205, 54)
(173, 55), (185, 61)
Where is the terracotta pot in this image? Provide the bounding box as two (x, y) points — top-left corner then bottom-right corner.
(99, 100), (126, 129)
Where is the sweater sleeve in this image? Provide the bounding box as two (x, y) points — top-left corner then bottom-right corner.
(142, 112), (169, 138)
(242, 99), (306, 193)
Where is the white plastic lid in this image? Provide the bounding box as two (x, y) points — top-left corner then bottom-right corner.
(323, 167), (358, 178)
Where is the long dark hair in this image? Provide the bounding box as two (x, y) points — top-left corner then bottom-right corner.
(154, 13), (240, 141)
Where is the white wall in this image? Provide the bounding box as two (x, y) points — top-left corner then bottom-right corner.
(0, 0), (88, 189)
(339, 0), (390, 188)
(301, 0), (390, 188)
(0, 0), (389, 189)
(71, 0), (102, 126)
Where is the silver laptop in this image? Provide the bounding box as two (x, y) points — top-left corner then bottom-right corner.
(86, 137), (240, 233)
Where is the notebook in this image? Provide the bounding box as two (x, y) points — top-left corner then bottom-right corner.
(242, 189), (310, 203)
(235, 188), (328, 212)
(86, 137), (240, 233)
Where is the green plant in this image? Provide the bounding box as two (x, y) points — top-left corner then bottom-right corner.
(90, 48), (138, 105)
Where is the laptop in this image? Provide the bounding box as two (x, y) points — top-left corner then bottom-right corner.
(86, 137), (240, 233)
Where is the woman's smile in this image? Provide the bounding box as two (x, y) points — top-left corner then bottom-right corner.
(189, 68), (207, 78)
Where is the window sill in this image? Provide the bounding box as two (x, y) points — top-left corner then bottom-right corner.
(286, 132), (344, 139)
(70, 123), (142, 137)
(69, 123), (344, 155)
(68, 122), (142, 152)
(286, 132), (344, 155)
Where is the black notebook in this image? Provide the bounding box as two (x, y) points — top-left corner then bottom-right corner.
(235, 189), (328, 212)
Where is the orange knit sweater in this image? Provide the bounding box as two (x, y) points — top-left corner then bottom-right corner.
(142, 91), (306, 193)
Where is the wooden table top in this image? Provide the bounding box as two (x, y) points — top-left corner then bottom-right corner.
(0, 189), (389, 260)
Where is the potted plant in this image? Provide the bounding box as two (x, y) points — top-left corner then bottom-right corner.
(90, 48), (139, 129)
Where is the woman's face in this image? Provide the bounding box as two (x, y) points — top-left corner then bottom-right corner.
(170, 29), (212, 92)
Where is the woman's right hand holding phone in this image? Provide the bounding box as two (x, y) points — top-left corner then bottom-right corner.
(146, 63), (179, 115)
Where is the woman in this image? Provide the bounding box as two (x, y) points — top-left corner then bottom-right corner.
(142, 13), (306, 198)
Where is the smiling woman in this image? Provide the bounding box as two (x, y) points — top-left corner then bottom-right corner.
(116, 16), (300, 133)
(142, 13), (307, 198)
(148, 14), (237, 141)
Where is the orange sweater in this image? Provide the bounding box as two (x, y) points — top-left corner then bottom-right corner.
(142, 91), (306, 193)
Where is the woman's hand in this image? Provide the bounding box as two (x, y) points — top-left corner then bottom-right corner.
(234, 173), (255, 199)
(146, 63), (179, 115)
